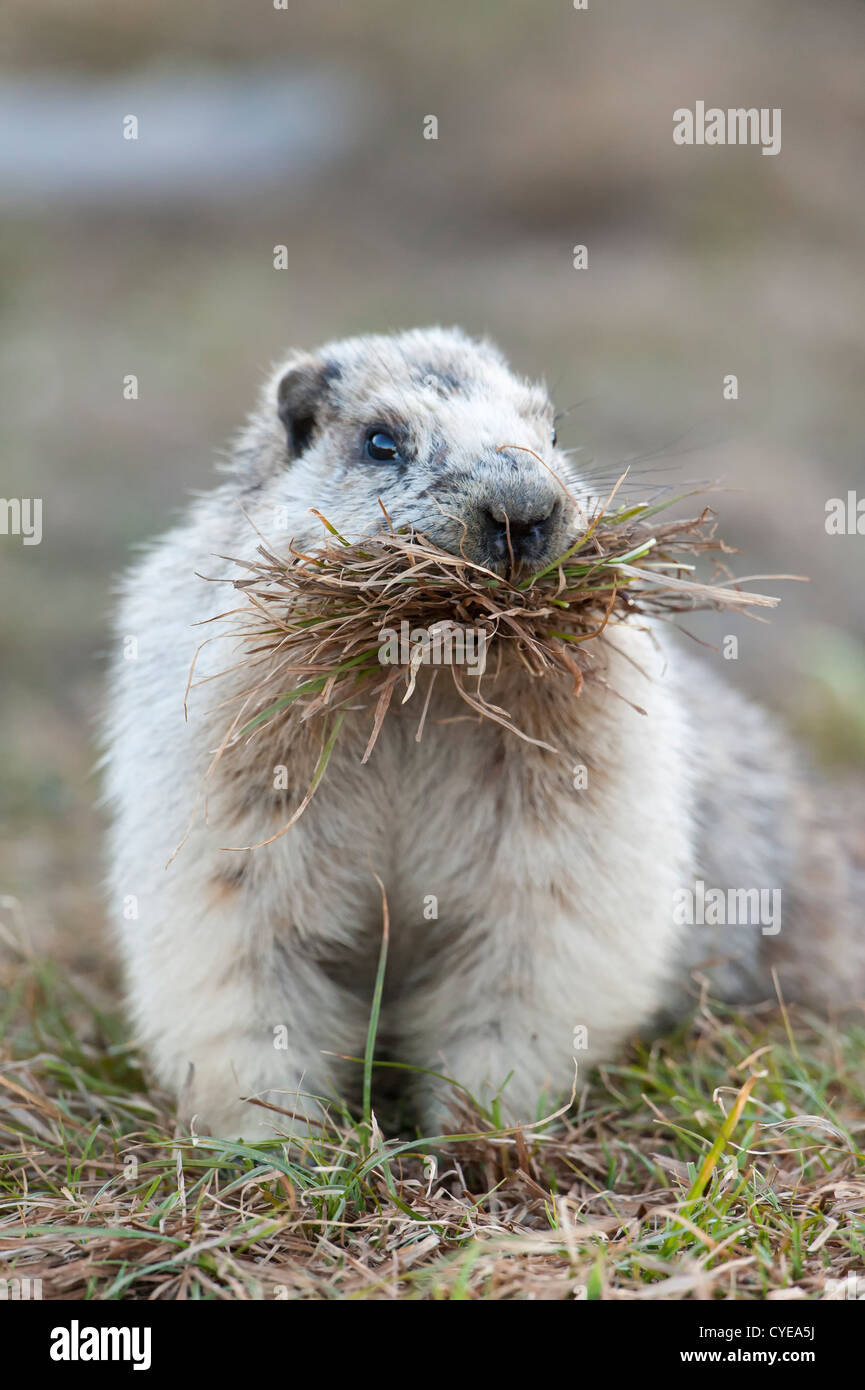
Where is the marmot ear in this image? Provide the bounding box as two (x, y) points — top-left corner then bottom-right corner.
(276, 357), (340, 459)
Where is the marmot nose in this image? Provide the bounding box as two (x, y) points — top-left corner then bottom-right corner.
(481, 502), (557, 567)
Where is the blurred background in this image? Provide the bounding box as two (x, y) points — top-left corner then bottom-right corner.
(1, 0), (864, 972)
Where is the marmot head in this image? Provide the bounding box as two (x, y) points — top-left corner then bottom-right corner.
(236, 326), (577, 575)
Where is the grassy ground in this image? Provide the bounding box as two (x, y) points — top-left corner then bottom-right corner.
(2, 924), (863, 1301)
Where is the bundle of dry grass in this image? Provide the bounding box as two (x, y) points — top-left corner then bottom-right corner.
(201, 485), (782, 804)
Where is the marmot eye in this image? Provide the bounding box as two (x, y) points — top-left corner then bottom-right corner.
(552, 426), (558, 448)
(365, 429), (400, 462)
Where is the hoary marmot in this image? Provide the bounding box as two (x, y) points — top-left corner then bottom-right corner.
(104, 327), (865, 1138)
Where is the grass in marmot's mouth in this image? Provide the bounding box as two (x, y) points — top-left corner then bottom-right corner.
(193, 479), (790, 843)
(1, 947), (863, 1300)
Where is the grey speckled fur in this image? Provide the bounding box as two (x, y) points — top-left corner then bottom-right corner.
(103, 327), (865, 1138)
